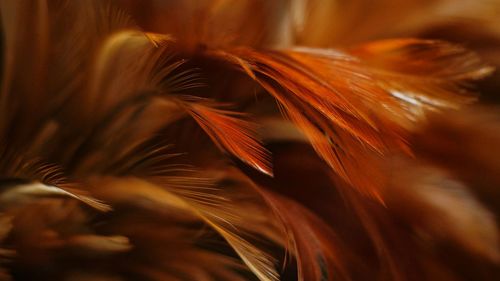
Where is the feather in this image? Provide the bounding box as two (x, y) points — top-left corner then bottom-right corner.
(181, 99), (273, 176)
(92, 175), (280, 281)
(208, 40), (490, 198)
(0, 181), (110, 212)
(255, 188), (351, 281)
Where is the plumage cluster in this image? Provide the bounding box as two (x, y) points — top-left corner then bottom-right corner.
(0, 0), (499, 280)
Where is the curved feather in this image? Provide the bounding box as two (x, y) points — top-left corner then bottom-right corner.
(180, 98), (273, 176)
(99, 142), (280, 281)
(209, 40), (490, 198)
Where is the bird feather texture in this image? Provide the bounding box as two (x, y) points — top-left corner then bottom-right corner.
(0, 0), (498, 281)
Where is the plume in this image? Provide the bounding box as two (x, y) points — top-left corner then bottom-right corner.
(0, 0), (499, 280)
